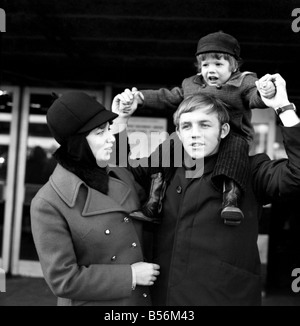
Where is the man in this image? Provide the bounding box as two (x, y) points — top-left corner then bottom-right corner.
(112, 73), (300, 305)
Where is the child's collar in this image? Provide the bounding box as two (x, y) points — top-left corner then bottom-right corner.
(195, 71), (256, 88)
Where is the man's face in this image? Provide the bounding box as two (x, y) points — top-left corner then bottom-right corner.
(176, 107), (229, 159)
(201, 56), (232, 86)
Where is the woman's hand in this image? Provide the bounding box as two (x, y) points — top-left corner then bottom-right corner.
(112, 87), (142, 118)
(110, 87), (143, 134)
(131, 262), (160, 286)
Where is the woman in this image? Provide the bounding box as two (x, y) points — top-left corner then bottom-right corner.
(30, 91), (160, 306)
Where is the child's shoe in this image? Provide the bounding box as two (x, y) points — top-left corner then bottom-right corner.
(221, 179), (244, 226)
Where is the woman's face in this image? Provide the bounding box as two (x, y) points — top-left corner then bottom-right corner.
(86, 122), (115, 163)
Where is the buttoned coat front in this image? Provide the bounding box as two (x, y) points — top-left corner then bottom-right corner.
(30, 164), (151, 306)
(127, 125), (300, 306)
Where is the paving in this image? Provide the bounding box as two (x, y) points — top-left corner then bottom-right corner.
(0, 275), (300, 306)
(0, 275), (56, 306)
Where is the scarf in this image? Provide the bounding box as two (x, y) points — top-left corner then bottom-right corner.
(53, 133), (109, 194)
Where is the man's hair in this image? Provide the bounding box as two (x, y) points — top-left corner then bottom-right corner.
(195, 52), (243, 73)
(173, 94), (230, 129)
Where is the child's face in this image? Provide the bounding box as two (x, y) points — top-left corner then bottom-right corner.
(200, 56), (232, 86)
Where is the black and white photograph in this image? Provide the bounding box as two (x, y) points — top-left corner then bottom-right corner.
(0, 0), (300, 311)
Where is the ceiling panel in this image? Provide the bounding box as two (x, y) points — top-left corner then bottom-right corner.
(1, 0), (299, 100)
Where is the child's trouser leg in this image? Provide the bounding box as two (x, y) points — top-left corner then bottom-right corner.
(129, 133), (179, 223)
(129, 172), (166, 223)
(212, 132), (250, 226)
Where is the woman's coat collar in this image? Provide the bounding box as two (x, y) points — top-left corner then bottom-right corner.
(50, 164), (138, 216)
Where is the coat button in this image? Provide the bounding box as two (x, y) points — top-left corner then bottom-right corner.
(131, 242), (137, 248)
(111, 255), (117, 261)
(201, 84), (206, 88)
(123, 217), (130, 223)
(143, 293), (148, 298)
(216, 84), (222, 89)
(176, 186), (182, 194)
(105, 229), (110, 235)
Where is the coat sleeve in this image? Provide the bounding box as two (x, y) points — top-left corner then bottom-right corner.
(112, 129), (153, 189)
(251, 125), (300, 204)
(115, 129), (178, 190)
(241, 74), (268, 109)
(30, 196), (133, 301)
(140, 85), (184, 111)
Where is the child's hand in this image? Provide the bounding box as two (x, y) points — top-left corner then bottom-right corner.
(110, 88), (142, 134)
(256, 73), (289, 110)
(257, 76), (276, 99)
(112, 87), (142, 118)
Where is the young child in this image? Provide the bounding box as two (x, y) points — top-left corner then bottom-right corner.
(122, 31), (276, 226)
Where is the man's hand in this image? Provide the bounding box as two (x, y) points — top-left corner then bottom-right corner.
(256, 73), (289, 109)
(258, 79), (276, 99)
(257, 73), (300, 127)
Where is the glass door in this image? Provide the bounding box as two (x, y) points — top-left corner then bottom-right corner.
(11, 87), (103, 276)
(250, 108), (276, 158)
(0, 86), (20, 272)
